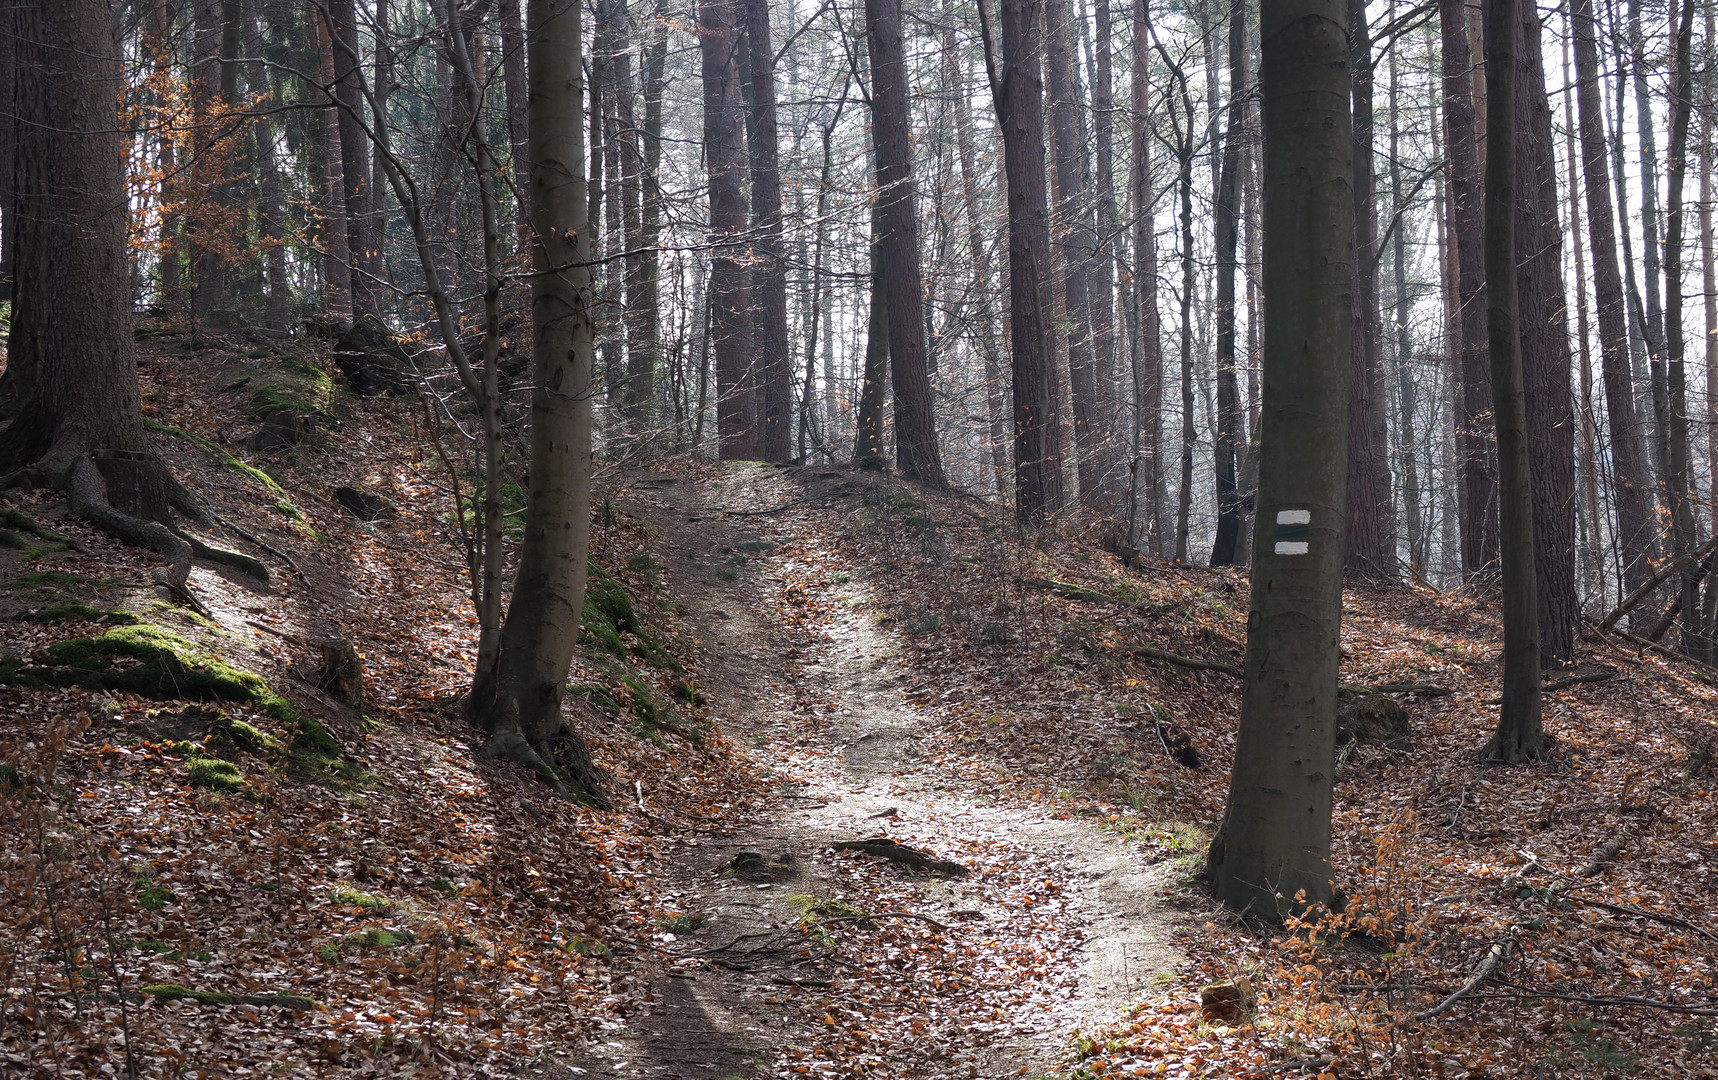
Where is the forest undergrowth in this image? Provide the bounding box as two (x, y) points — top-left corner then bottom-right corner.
(0, 329), (1714, 1078)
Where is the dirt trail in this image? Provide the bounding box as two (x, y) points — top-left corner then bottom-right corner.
(545, 465), (1183, 1080)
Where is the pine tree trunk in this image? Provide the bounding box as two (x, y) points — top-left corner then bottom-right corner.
(1439, 0), (1497, 577)
(1389, 29), (1423, 574)
(855, 201), (889, 467)
(1205, 0), (1351, 917)
(1572, 0), (1657, 601)
(1044, 0), (1100, 505)
(744, 0), (791, 461)
(0, 0), (201, 581)
(1630, 0), (1670, 485)
(1560, 30), (1604, 603)
(1345, 0), (1394, 579)
(372, 0), (392, 289)
(328, 0), (374, 317)
(700, 0), (754, 459)
(475, 0), (604, 801)
(944, 20), (1010, 497)
(315, 10), (353, 320)
(635, 2), (667, 434)
(1090, 0), (1122, 507)
(1482, 0), (1546, 761)
(1130, 0), (1165, 554)
(1661, 0), (1704, 658)
(865, 0), (946, 487)
(983, 0), (1064, 521)
(1514, 0), (1578, 664)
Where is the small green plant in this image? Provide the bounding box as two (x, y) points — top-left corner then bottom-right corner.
(715, 568), (738, 582)
(430, 877), (459, 896)
(331, 886), (386, 909)
(186, 757), (245, 793)
(138, 882), (173, 912)
(655, 912), (706, 934)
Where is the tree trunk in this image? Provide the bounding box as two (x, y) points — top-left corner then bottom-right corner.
(700, 0), (753, 459)
(743, 0), (791, 461)
(855, 202), (890, 467)
(1090, 0), (1122, 508)
(1661, 0), (1703, 659)
(1560, 29), (1604, 603)
(1439, 0), (1497, 577)
(498, 0), (530, 239)
(0, 0), (202, 584)
(1345, 0), (1393, 579)
(475, 0), (604, 801)
(634, 1), (668, 434)
(865, 0), (946, 487)
(1205, 0), (1351, 917)
(1130, 0), (1165, 554)
(1481, 0), (1546, 762)
(1208, 0), (1244, 567)
(945, 21), (1010, 496)
(328, 0), (375, 317)
(314, 10), (353, 320)
(1044, 0), (1100, 504)
(246, 1), (290, 332)
(1572, 0), (1656, 601)
(1514, 0), (1577, 664)
(1388, 21), (1423, 575)
(982, 0), (1064, 521)
(189, 0), (224, 320)
(372, 0), (392, 291)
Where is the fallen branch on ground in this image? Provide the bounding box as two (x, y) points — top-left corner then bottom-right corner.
(1022, 577), (1115, 603)
(1417, 937), (1513, 1019)
(832, 837), (969, 877)
(1464, 988), (1718, 1016)
(1121, 644), (1243, 679)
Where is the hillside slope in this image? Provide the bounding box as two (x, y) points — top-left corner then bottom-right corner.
(2, 327), (1715, 1079)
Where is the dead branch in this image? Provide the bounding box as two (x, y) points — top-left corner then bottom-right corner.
(1121, 644), (1243, 679)
(1568, 897), (1718, 945)
(1597, 534), (1718, 632)
(1417, 937), (1513, 1019)
(1346, 681), (1453, 697)
(1022, 577), (1114, 603)
(1463, 988), (1718, 1016)
(1487, 668), (1617, 704)
(832, 837), (969, 877)
(822, 910), (950, 932)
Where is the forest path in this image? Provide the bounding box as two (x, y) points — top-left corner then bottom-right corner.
(545, 464), (1183, 1080)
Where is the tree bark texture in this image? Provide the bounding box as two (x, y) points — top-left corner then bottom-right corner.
(476, 0), (605, 801)
(1208, 0), (1245, 568)
(745, 0), (791, 461)
(988, 0), (1065, 521)
(699, 0), (754, 459)
(1482, 0), (1546, 761)
(1513, 0), (1577, 664)
(1206, 0), (1352, 917)
(1439, 0), (1497, 577)
(865, 0), (946, 487)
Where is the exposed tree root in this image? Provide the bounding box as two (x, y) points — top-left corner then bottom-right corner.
(66, 455), (193, 587)
(832, 837), (969, 877)
(1122, 644), (1244, 679)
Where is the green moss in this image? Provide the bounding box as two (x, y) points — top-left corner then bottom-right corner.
(187, 758), (245, 793)
(570, 682), (622, 715)
(138, 883), (173, 911)
(581, 562), (679, 671)
(1, 623), (338, 765)
(223, 719), (282, 755)
(140, 984), (234, 1005)
(0, 762), (22, 789)
(145, 420), (295, 501)
(332, 886), (386, 909)
(14, 603), (140, 625)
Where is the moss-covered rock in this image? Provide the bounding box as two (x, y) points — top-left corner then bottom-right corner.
(187, 757), (245, 793)
(0, 624), (337, 765)
(581, 561), (678, 671)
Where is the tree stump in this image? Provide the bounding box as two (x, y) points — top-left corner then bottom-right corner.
(318, 638), (364, 712)
(1199, 975), (1257, 1024)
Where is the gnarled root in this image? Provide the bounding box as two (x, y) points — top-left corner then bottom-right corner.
(66, 455), (193, 588)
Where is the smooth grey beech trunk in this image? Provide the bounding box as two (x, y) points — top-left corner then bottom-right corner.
(1205, 0), (1352, 918)
(475, 0), (605, 801)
